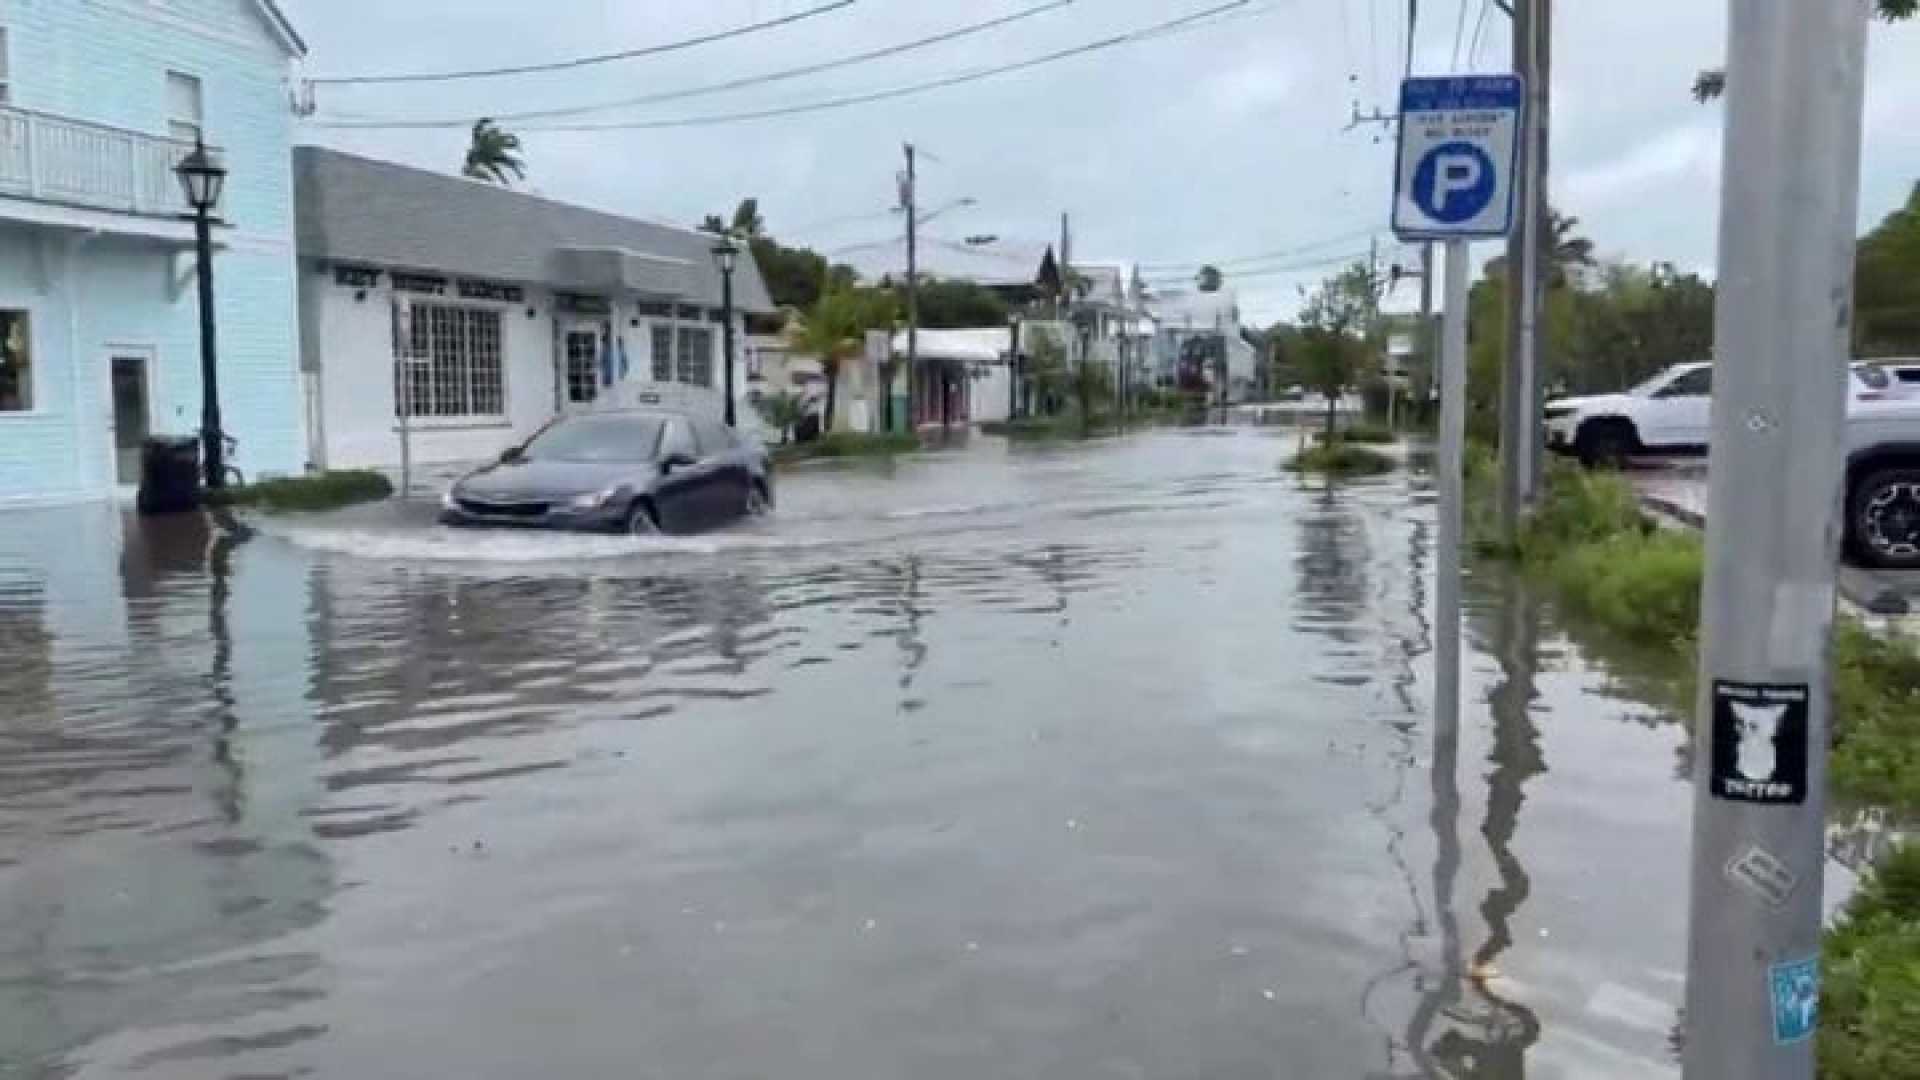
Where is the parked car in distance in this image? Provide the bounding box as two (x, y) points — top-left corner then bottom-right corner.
(1545, 362), (1899, 468)
(440, 409), (773, 535)
(1844, 391), (1920, 569)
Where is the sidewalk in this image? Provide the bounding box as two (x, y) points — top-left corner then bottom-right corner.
(1628, 464), (1920, 621)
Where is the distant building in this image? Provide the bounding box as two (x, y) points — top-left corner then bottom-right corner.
(293, 147), (774, 470)
(0, 1), (308, 502)
(1145, 288), (1257, 402)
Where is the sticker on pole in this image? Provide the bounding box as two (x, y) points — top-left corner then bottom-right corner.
(1710, 681), (1810, 805)
(1769, 956), (1819, 1045)
(1392, 75), (1525, 241)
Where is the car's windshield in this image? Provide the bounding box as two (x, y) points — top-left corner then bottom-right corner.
(1629, 367), (1697, 396)
(519, 415), (664, 463)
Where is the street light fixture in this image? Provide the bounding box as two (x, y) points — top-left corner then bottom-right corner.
(711, 236), (741, 428)
(175, 138), (228, 490)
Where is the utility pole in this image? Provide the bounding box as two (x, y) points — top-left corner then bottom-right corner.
(1419, 242), (1436, 424)
(1499, 0), (1546, 542)
(1683, 1), (1867, 1076)
(1528, 0), (1553, 494)
(903, 143), (919, 434)
(1436, 240), (1468, 748)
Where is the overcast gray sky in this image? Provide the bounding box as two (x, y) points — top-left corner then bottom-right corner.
(285, 0), (1920, 324)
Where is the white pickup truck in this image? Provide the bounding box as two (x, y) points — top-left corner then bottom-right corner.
(1545, 362), (1920, 569)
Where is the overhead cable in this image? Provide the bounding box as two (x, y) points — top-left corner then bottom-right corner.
(309, 0), (858, 86)
(309, 1), (1254, 132)
(315, 0), (1075, 128)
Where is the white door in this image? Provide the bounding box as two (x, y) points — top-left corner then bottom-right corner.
(107, 351), (154, 487)
(1641, 366), (1713, 447)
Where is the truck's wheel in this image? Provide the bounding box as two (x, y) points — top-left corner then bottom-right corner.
(1575, 421), (1636, 470)
(1850, 467), (1920, 569)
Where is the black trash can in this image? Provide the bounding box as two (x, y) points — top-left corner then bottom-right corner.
(137, 435), (203, 515)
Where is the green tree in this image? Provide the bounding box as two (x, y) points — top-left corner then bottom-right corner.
(785, 286), (897, 430)
(1296, 262), (1383, 437)
(1196, 265), (1224, 293)
(752, 390), (806, 445)
(1026, 331), (1072, 416)
(699, 199), (857, 314)
(1695, 1), (1914, 101)
(462, 118), (525, 185)
(1856, 182), (1920, 355)
(893, 277), (1009, 328)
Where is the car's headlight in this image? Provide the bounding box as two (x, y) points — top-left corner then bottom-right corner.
(567, 488), (618, 511)
(441, 489), (459, 510)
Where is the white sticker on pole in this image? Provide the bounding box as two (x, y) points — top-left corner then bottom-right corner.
(1392, 75), (1525, 241)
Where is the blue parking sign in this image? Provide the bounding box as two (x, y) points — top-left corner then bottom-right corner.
(1392, 75), (1524, 240)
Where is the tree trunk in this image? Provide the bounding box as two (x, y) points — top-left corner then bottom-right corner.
(1325, 389), (1337, 439)
(880, 363), (894, 432)
(824, 357), (840, 432)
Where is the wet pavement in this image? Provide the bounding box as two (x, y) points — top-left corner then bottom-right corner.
(0, 428), (1753, 1077)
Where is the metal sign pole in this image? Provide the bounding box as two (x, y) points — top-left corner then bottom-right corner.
(1682, 1), (1868, 1076)
(1436, 239), (1469, 733)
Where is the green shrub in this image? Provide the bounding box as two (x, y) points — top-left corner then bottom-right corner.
(1831, 623), (1920, 811)
(773, 431), (919, 462)
(1548, 530), (1703, 643)
(1319, 422), (1395, 445)
(1821, 844), (1920, 1079)
(210, 470), (393, 513)
(1288, 441), (1397, 477)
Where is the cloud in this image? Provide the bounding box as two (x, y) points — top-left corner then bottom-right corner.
(1200, 59), (1297, 117)
(1561, 125), (1721, 211)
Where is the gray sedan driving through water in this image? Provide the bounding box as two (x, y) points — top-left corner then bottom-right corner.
(440, 409), (773, 535)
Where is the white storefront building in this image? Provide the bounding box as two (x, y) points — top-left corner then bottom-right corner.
(293, 147), (773, 470)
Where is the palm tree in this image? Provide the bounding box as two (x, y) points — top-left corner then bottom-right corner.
(1545, 210), (1596, 289)
(1196, 265), (1225, 293)
(785, 287), (897, 431)
(752, 390), (806, 445)
(462, 118), (525, 185)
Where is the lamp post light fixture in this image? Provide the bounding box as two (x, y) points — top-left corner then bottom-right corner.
(175, 138), (229, 489)
(712, 236), (740, 428)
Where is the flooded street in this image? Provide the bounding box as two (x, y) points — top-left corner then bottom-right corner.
(1, 428), (1705, 1078)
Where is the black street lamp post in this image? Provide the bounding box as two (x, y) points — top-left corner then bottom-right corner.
(175, 138), (228, 489)
(712, 237), (740, 428)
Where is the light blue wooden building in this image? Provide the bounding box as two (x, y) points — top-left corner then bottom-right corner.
(0, 0), (306, 502)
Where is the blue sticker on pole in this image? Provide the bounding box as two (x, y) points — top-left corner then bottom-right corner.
(1392, 75), (1525, 241)
(1769, 957), (1819, 1045)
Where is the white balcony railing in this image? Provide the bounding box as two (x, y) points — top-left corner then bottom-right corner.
(0, 105), (213, 219)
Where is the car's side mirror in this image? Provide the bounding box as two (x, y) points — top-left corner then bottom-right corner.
(499, 446), (525, 464)
(660, 452), (697, 475)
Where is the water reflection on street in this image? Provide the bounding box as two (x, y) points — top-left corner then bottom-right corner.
(0, 429), (1704, 1078)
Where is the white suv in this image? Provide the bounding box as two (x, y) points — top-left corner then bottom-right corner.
(1545, 362), (1904, 469)
(1544, 363), (1714, 466)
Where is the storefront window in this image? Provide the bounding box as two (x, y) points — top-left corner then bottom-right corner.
(676, 326), (714, 387)
(650, 325), (673, 382)
(0, 310), (31, 412)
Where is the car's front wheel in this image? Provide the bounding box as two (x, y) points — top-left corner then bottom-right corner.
(625, 500), (660, 536)
(1575, 420), (1637, 470)
(1851, 467), (1920, 569)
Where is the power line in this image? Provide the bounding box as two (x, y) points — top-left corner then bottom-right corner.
(1140, 249), (1376, 284)
(312, 1), (1255, 134)
(309, 0), (858, 86)
(1136, 225), (1383, 271)
(1467, 0), (1493, 67)
(1450, 0), (1471, 70)
(313, 0), (1076, 129)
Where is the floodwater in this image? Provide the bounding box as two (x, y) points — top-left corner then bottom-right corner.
(0, 427), (1819, 1078)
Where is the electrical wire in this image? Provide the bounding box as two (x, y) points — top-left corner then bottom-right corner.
(1450, 0), (1471, 71)
(1467, 0), (1492, 68)
(312, 1), (1077, 129)
(312, 1), (1253, 134)
(1139, 249), (1376, 284)
(309, 0), (858, 86)
(1136, 225), (1383, 271)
